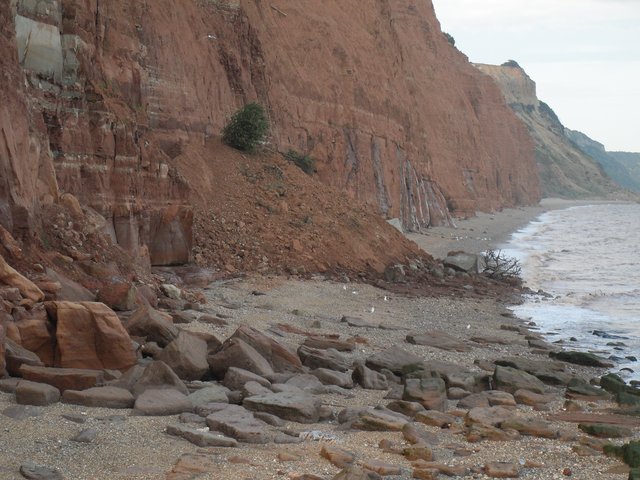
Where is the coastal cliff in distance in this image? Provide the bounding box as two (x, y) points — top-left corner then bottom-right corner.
(475, 62), (626, 199)
(1, 0), (541, 275)
(566, 130), (640, 193)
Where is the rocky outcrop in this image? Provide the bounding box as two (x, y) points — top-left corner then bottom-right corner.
(0, 0), (540, 270)
(476, 62), (625, 199)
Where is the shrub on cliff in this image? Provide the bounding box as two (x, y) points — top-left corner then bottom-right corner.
(285, 150), (315, 175)
(222, 102), (269, 152)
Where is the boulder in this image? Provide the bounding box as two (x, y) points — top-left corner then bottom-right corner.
(62, 386), (135, 408)
(5, 338), (43, 376)
(96, 279), (138, 311)
(483, 462), (519, 478)
(406, 330), (470, 352)
(465, 406), (515, 428)
(403, 377), (447, 411)
(188, 385), (230, 406)
(444, 252), (485, 273)
(15, 380), (60, 406)
(386, 400), (425, 418)
(320, 444), (355, 468)
(500, 417), (559, 438)
(549, 350), (614, 368)
(133, 388), (193, 416)
(0, 254), (44, 302)
(243, 391), (321, 423)
(13, 309), (55, 366)
(121, 360), (189, 397)
(297, 345), (351, 372)
(223, 367), (271, 391)
(494, 357), (570, 385)
(311, 368), (354, 389)
(231, 325), (303, 373)
(126, 305), (179, 347)
(578, 423), (633, 438)
(208, 338), (274, 378)
(365, 346), (423, 375)
(349, 408), (409, 431)
(415, 410), (457, 428)
(157, 332), (209, 381)
(19, 364), (104, 392)
(493, 366), (546, 394)
(352, 364), (388, 390)
(44, 268), (95, 302)
(45, 301), (137, 371)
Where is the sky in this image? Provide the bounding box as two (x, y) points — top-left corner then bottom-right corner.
(431, 0), (640, 152)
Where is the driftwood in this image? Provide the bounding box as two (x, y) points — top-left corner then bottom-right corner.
(270, 5), (287, 17)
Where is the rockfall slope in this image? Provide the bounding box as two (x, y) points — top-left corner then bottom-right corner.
(1, 0), (540, 274)
(475, 62), (626, 199)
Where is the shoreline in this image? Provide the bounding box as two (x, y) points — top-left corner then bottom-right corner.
(406, 198), (626, 260)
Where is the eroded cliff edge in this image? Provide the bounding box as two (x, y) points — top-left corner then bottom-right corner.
(475, 62), (626, 199)
(1, 0), (541, 271)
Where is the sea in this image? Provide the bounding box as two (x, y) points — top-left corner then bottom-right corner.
(500, 203), (640, 381)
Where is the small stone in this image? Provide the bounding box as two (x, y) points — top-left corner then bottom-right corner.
(320, 444), (355, 468)
(71, 428), (98, 443)
(484, 462), (519, 478)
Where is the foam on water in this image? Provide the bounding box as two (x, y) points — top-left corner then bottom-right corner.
(502, 203), (640, 379)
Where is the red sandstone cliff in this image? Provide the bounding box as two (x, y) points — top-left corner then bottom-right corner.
(1, 0), (540, 271)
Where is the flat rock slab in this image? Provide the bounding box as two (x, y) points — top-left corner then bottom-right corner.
(548, 412), (640, 426)
(205, 404), (272, 444)
(303, 336), (355, 352)
(2, 405), (43, 420)
(19, 462), (63, 480)
(549, 351), (614, 368)
(133, 388), (193, 416)
(19, 365), (104, 392)
(365, 346), (423, 375)
(243, 391), (321, 423)
(166, 424), (238, 447)
(406, 331), (470, 352)
(297, 346), (351, 372)
(493, 366), (547, 394)
(62, 386), (134, 409)
(484, 462), (520, 478)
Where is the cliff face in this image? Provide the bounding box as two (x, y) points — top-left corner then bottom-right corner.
(1, 0), (540, 269)
(476, 63), (623, 199)
(566, 130), (640, 193)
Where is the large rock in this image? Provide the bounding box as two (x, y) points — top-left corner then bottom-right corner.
(188, 385), (230, 406)
(493, 366), (547, 394)
(62, 386), (135, 408)
(208, 338), (274, 379)
(19, 364), (104, 392)
(133, 388), (193, 416)
(45, 301), (136, 371)
(126, 305), (179, 347)
(443, 252), (485, 273)
(115, 360), (189, 397)
(297, 345), (351, 372)
(549, 350), (614, 368)
(157, 332), (209, 381)
(223, 367), (271, 391)
(15, 380), (60, 406)
(403, 377), (447, 411)
(96, 279), (138, 311)
(494, 357), (571, 385)
(0, 254), (44, 302)
(231, 325), (303, 373)
(12, 308), (55, 366)
(5, 338), (44, 376)
(352, 364), (388, 390)
(205, 404), (272, 444)
(243, 391), (321, 423)
(365, 346), (423, 375)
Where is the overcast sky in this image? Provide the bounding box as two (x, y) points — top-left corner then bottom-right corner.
(432, 0), (640, 152)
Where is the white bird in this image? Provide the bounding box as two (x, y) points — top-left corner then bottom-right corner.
(466, 324), (471, 329)
(383, 296), (388, 302)
(370, 306), (375, 313)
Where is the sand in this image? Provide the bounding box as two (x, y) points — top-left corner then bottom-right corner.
(0, 199), (634, 479)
